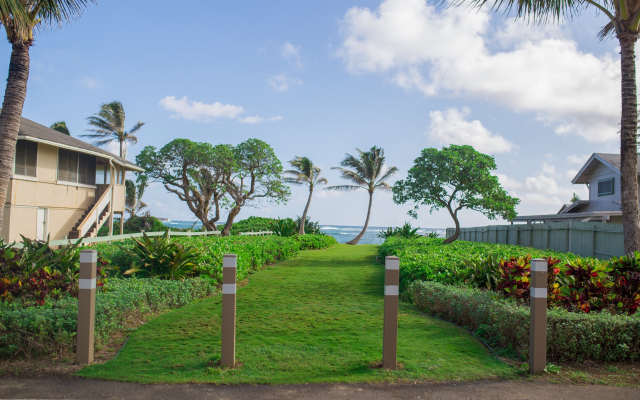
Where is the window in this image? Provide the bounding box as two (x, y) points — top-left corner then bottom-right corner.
(597, 178), (614, 196)
(58, 149), (96, 185)
(96, 160), (110, 184)
(14, 140), (37, 177)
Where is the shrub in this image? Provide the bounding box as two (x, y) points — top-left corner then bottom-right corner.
(97, 212), (167, 236)
(408, 281), (640, 362)
(229, 216), (275, 235)
(294, 216), (324, 235)
(0, 277), (217, 358)
(296, 234), (338, 250)
(270, 218), (298, 237)
(123, 232), (199, 280)
(377, 223), (420, 239)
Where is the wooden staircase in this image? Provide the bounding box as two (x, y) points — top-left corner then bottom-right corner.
(68, 185), (113, 239)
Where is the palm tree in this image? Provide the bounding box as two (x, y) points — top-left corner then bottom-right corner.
(451, 0), (640, 254)
(326, 146), (398, 245)
(125, 175), (148, 217)
(0, 0), (94, 233)
(50, 120), (70, 135)
(283, 157), (328, 234)
(82, 101), (144, 158)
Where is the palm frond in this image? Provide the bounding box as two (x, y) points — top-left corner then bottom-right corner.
(92, 139), (114, 147)
(331, 166), (368, 186)
(37, 0), (95, 26)
(127, 121), (144, 136)
(325, 184), (364, 192)
(597, 20), (616, 41)
(376, 166), (399, 185)
(283, 177), (306, 186)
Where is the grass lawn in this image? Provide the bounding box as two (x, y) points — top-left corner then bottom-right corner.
(77, 244), (513, 384)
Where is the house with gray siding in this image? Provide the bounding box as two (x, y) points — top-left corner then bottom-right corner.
(513, 153), (628, 224)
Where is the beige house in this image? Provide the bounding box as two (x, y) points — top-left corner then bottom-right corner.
(1, 116), (144, 242)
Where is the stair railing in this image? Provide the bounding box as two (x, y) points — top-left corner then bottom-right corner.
(76, 185), (113, 238)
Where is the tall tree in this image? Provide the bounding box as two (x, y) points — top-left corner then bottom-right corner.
(326, 146), (398, 245)
(50, 120), (70, 135)
(283, 156), (327, 234)
(136, 139), (231, 231)
(450, 0), (640, 253)
(220, 138), (290, 237)
(83, 101), (144, 158)
(393, 145), (519, 244)
(0, 0), (94, 233)
(125, 174), (148, 217)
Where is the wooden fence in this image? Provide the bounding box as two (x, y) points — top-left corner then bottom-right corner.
(11, 230), (274, 248)
(445, 221), (624, 259)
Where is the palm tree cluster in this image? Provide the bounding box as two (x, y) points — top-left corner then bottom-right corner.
(285, 146), (397, 245)
(82, 101), (144, 159)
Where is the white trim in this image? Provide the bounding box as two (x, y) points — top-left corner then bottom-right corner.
(20, 136), (144, 172)
(222, 284), (236, 294)
(385, 258), (400, 270)
(56, 180), (98, 190)
(531, 287), (547, 299)
(385, 285), (399, 296)
(11, 175), (38, 182)
(531, 259), (547, 272)
(79, 278), (96, 290)
(80, 251), (97, 263)
(223, 255), (237, 268)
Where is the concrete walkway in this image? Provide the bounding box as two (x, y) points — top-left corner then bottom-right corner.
(1, 377), (639, 400)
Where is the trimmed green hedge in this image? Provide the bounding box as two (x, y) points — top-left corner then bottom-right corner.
(408, 281), (640, 362)
(379, 237), (580, 290)
(0, 278), (217, 358)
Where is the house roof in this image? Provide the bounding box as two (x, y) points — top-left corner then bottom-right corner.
(571, 153), (638, 184)
(17, 115), (143, 171)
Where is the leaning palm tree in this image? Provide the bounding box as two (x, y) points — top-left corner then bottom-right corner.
(450, 0), (640, 254)
(50, 120), (70, 135)
(283, 156), (328, 234)
(0, 0), (94, 233)
(326, 146), (398, 245)
(82, 101), (144, 158)
(125, 174), (148, 217)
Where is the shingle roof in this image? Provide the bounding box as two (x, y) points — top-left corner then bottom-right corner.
(594, 153), (640, 172)
(17, 115), (142, 170)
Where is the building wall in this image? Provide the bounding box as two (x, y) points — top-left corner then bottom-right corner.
(8, 178), (96, 209)
(7, 206), (38, 242)
(584, 162), (621, 212)
(37, 143), (58, 182)
(48, 208), (85, 240)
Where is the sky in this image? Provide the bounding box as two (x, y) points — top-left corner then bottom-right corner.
(1, 0), (624, 229)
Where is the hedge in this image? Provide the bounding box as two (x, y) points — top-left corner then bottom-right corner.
(408, 281), (640, 362)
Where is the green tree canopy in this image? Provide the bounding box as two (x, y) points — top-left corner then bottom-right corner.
(50, 120), (70, 135)
(220, 138), (290, 236)
(136, 139), (232, 231)
(392, 145), (519, 244)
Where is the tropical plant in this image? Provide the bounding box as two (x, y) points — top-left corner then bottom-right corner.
(219, 139), (290, 236)
(463, 254), (500, 290)
(425, 231), (440, 238)
(393, 145), (519, 244)
(82, 101), (144, 158)
(124, 232), (199, 280)
(570, 193), (580, 203)
(283, 157), (328, 234)
(136, 139), (231, 231)
(125, 174), (148, 217)
(270, 218), (298, 237)
(450, 0), (640, 254)
(326, 146), (398, 245)
(294, 215), (324, 235)
(0, 0), (95, 235)
(49, 121), (70, 135)
(378, 222), (421, 239)
(377, 227), (396, 239)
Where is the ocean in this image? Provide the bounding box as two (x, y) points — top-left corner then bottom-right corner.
(161, 220), (445, 245)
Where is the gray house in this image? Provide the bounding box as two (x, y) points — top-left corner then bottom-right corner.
(513, 153), (626, 224)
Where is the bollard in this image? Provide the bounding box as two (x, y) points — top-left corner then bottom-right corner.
(77, 250), (97, 364)
(383, 256), (400, 369)
(530, 258), (547, 374)
(221, 254), (237, 366)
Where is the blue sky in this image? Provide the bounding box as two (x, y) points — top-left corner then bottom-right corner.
(3, 0), (622, 229)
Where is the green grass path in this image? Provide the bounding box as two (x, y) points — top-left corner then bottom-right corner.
(78, 244), (512, 384)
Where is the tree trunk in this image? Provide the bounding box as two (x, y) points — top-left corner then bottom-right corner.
(221, 206), (241, 237)
(347, 191), (373, 245)
(619, 32), (640, 255)
(119, 140), (124, 158)
(0, 42), (31, 235)
(299, 188), (313, 235)
(443, 206), (460, 244)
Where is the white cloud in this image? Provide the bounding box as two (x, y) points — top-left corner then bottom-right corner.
(240, 115), (283, 124)
(281, 42), (303, 68)
(159, 96), (282, 124)
(77, 76), (101, 90)
(338, 0), (621, 143)
(268, 74), (303, 92)
(497, 167), (587, 208)
(566, 169), (579, 180)
(567, 154), (590, 164)
(427, 107), (517, 153)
